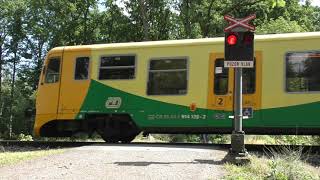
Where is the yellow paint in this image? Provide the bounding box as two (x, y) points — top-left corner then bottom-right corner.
(258, 38), (320, 108)
(243, 51), (262, 110)
(57, 113), (78, 120)
(90, 45), (214, 108)
(34, 114), (57, 136)
(58, 48), (91, 115)
(207, 53), (233, 111)
(206, 52), (262, 111)
(35, 32), (320, 134)
(35, 47), (91, 135)
(86, 32), (320, 109)
(36, 49), (63, 116)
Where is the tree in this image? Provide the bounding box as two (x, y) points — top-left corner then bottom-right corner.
(25, 0), (52, 90)
(175, 0), (201, 39)
(256, 16), (306, 34)
(0, 0), (11, 109)
(125, 0), (174, 41)
(98, 0), (134, 43)
(5, 0), (27, 137)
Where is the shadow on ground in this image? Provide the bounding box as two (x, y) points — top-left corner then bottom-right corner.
(112, 153), (241, 166)
(114, 159), (224, 166)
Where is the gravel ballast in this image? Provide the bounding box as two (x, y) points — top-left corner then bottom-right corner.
(0, 144), (228, 180)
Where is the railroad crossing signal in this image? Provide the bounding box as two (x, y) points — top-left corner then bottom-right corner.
(224, 14), (255, 68)
(224, 31), (254, 67)
(224, 14), (256, 159)
(224, 14), (256, 32)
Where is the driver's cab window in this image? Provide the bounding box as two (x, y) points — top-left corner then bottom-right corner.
(45, 57), (61, 83)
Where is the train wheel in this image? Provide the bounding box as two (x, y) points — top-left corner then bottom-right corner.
(97, 114), (140, 143)
(99, 129), (120, 143)
(100, 132), (138, 143)
(104, 137), (120, 143)
(119, 134), (138, 143)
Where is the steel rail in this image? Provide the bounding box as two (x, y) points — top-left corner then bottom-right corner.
(0, 141), (319, 154)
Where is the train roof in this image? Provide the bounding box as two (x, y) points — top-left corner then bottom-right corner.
(53, 32), (320, 52)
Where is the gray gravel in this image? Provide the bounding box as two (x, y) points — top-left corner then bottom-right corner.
(0, 144), (228, 180)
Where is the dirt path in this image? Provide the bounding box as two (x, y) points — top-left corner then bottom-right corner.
(0, 144), (228, 180)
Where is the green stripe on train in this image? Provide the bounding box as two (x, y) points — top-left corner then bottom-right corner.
(77, 80), (320, 128)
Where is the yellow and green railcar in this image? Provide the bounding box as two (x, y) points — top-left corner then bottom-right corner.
(35, 32), (320, 142)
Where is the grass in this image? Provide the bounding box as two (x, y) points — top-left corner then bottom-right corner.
(245, 135), (320, 145)
(0, 147), (64, 167)
(224, 148), (320, 180)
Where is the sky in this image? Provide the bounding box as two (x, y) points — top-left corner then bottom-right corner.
(98, 0), (320, 13)
(313, 0), (320, 6)
(302, 0), (320, 6)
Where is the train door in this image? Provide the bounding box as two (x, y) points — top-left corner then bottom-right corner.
(36, 51), (63, 116)
(58, 49), (91, 119)
(208, 53), (233, 112)
(207, 52), (262, 121)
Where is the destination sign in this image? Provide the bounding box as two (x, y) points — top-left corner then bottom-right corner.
(224, 61), (253, 68)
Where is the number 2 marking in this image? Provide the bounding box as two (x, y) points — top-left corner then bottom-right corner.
(218, 98), (223, 106)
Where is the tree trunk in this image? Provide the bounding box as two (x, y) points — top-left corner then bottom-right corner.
(9, 51), (17, 138)
(0, 43), (3, 120)
(138, 0), (149, 41)
(0, 44), (2, 102)
(83, 1), (90, 44)
(202, 0), (215, 38)
(34, 42), (43, 90)
(182, 0), (191, 38)
(107, 10), (115, 43)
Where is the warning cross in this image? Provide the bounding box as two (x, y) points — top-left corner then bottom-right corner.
(224, 14), (256, 32)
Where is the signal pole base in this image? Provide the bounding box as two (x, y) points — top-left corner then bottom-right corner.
(229, 131), (250, 165)
(231, 131), (246, 154)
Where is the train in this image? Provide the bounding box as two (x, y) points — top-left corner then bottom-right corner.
(34, 32), (320, 142)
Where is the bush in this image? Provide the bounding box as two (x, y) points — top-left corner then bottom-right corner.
(274, 135), (317, 145)
(209, 135), (230, 144)
(266, 148), (317, 180)
(224, 148), (320, 180)
(17, 134), (33, 141)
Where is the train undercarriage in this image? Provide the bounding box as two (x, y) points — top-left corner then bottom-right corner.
(39, 114), (140, 143)
(39, 113), (320, 143)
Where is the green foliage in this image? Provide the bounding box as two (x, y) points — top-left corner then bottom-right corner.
(266, 148), (319, 180)
(225, 151), (320, 180)
(270, 0), (286, 8)
(274, 135), (319, 145)
(256, 17), (306, 34)
(209, 135), (230, 144)
(150, 134), (202, 143)
(17, 134), (33, 141)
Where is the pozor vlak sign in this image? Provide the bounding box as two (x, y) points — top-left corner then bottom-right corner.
(224, 14), (255, 68)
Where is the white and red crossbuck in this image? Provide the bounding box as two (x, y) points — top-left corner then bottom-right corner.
(224, 14), (256, 32)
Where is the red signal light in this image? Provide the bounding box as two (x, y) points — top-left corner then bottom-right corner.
(227, 34), (237, 45)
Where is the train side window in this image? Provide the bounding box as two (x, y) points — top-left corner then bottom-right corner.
(75, 57), (89, 80)
(214, 59), (228, 95)
(99, 55), (135, 80)
(147, 58), (188, 95)
(45, 57), (61, 83)
(286, 51), (320, 92)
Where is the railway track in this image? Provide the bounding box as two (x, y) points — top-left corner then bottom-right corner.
(0, 140), (319, 154)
